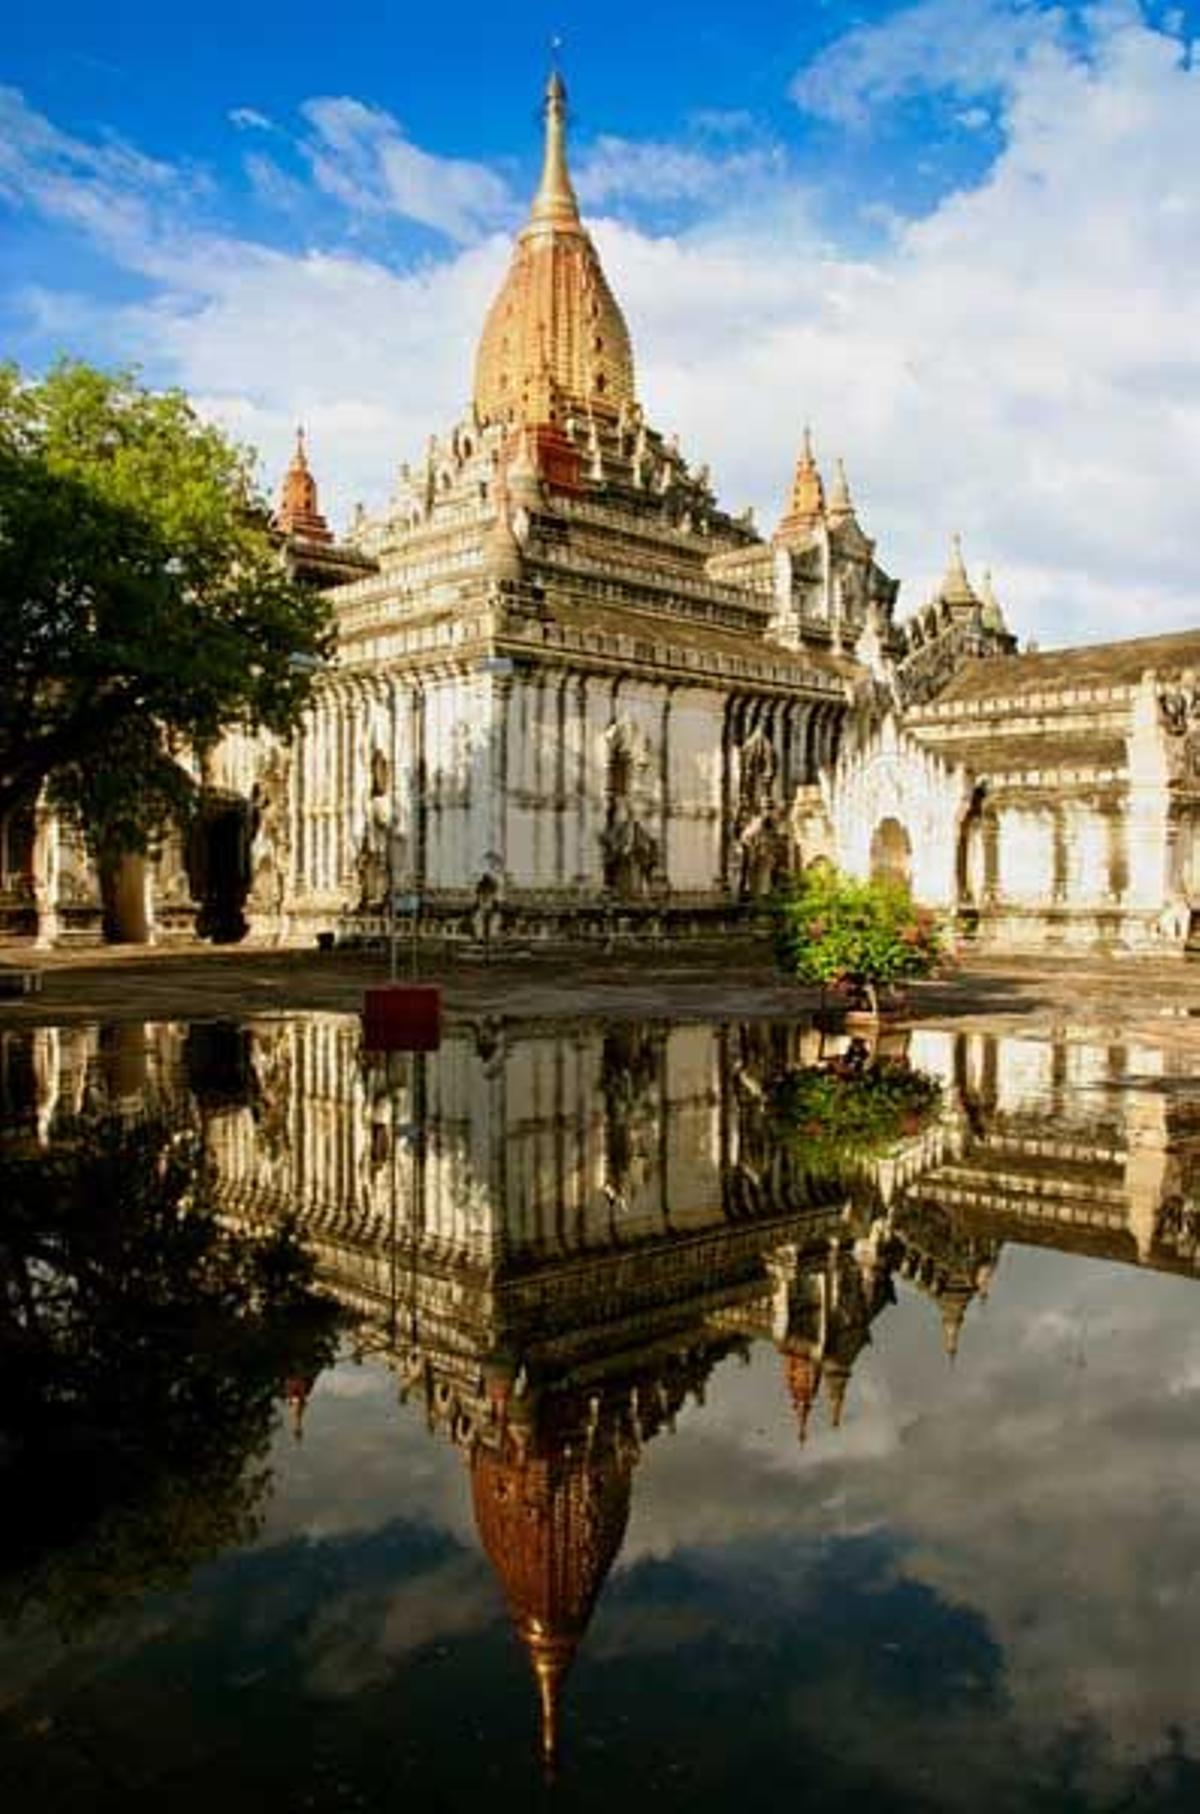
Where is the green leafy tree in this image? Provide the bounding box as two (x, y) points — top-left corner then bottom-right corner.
(775, 867), (947, 1015)
(0, 360), (333, 854)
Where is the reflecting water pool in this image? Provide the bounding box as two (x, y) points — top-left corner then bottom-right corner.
(3, 1012), (1200, 1812)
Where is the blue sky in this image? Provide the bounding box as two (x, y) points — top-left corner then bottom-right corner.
(4, 0), (1200, 641)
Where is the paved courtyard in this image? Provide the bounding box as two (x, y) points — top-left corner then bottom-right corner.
(4, 941), (1200, 1056)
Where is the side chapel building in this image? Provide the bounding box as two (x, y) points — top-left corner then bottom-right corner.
(4, 71), (1200, 952)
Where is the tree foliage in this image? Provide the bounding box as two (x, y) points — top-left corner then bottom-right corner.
(0, 1114), (339, 1629)
(0, 360), (334, 852)
(775, 867), (947, 1011)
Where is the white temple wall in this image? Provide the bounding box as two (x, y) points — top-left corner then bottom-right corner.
(506, 672), (569, 890)
(665, 687), (725, 892)
(996, 807), (1054, 904)
(423, 672), (492, 889)
(1062, 804), (1109, 906)
(994, 1036), (1054, 1114)
(662, 1023), (724, 1223)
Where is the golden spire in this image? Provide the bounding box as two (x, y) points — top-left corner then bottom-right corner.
(775, 425), (826, 544)
(529, 70), (580, 232)
(939, 533), (979, 609)
(527, 1626), (574, 1776)
(782, 1347), (822, 1444)
(473, 72), (635, 429)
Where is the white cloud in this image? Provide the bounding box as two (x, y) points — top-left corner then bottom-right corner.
(229, 105), (275, 133)
(242, 150), (308, 214)
(298, 96), (514, 243)
(576, 133), (786, 208)
(791, 0), (1073, 127)
(4, 4), (1200, 646)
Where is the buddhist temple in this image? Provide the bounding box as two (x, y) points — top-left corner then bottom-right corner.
(3, 69), (1200, 952)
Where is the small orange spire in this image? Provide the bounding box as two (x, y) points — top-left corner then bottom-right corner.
(275, 423), (332, 544)
(782, 1348), (822, 1444)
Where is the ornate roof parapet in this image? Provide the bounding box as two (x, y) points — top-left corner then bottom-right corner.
(892, 542), (1018, 703)
(761, 431), (898, 657)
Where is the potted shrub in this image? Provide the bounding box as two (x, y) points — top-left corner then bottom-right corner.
(774, 867), (947, 1021)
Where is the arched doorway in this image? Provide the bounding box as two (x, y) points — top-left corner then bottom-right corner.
(870, 817), (912, 890)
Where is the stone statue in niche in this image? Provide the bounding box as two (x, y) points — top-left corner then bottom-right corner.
(248, 748), (290, 917)
(600, 722), (660, 899)
(471, 871), (503, 947)
(355, 746), (404, 911)
(1160, 683), (1200, 738)
(250, 1024), (293, 1162)
(735, 730), (789, 899)
(600, 1024), (660, 1210)
(738, 806), (790, 900)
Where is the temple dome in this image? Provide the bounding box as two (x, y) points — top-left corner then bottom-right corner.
(473, 73), (635, 429)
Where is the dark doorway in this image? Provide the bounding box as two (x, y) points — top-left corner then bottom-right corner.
(188, 797), (252, 943)
(99, 853), (151, 944)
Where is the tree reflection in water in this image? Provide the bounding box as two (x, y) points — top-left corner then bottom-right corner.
(770, 1037), (943, 1173)
(0, 1113), (339, 1630)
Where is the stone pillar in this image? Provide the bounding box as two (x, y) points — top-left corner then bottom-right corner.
(554, 674), (569, 887)
(722, 697), (745, 894)
(411, 687), (428, 893)
(1052, 805), (1068, 905)
(490, 671), (511, 882)
(31, 798), (60, 949)
(1125, 1089), (1168, 1261)
(660, 687), (673, 892)
(1124, 676), (1171, 916)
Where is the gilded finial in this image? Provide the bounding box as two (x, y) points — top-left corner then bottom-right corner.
(940, 1292), (969, 1362)
(531, 1633), (570, 1778)
(293, 423), (308, 469)
(530, 60), (580, 229)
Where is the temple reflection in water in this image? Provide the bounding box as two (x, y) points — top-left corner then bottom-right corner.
(3, 1012), (1199, 1765)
